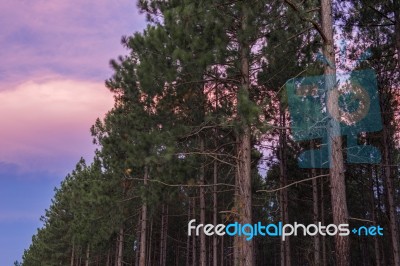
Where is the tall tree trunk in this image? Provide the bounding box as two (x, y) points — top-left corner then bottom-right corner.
(117, 227), (124, 266)
(147, 219), (153, 266)
(320, 175), (327, 266)
(394, 0), (400, 64)
(321, 0), (350, 265)
(312, 170), (320, 266)
(160, 204), (166, 266)
(213, 158), (218, 266)
(139, 167), (149, 266)
(106, 248), (110, 266)
(163, 206), (169, 266)
(221, 232), (224, 266)
(369, 166), (381, 266)
(235, 5), (254, 265)
(186, 198), (191, 266)
(279, 107), (291, 266)
(135, 220), (141, 266)
(85, 245), (90, 266)
(382, 124), (400, 266)
(199, 138), (207, 266)
(311, 142), (320, 266)
(192, 200), (197, 266)
(70, 242), (75, 266)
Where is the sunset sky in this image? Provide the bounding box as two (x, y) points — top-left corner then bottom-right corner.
(0, 1), (146, 263)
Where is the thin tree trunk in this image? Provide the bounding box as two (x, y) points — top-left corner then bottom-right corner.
(394, 0), (400, 64)
(192, 199), (197, 266)
(221, 233), (224, 266)
(370, 166), (381, 266)
(163, 206), (169, 266)
(320, 170), (327, 266)
(186, 199), (191, 266)
(235, 6), (254, 265)
(213, 159), (218, 266)
(135, 220), (141, 266)
(279, 107), (291, 266)
(160, 204), (165, 266)
(139, 167), (149, 266)
(106, 248), (110, 266)
(321, 0), (350, 265)
(200, 138), (207, 266)
(85, 245), (90, 266)
(233, 168), (239, 266)
(117, 227), (124, 266)
(147, 218), (153, 266)
(312, 171), (320, 266)
(70, 242), (75, 266)
(311, 142), (320, 266)
(382, 124), (400, 266)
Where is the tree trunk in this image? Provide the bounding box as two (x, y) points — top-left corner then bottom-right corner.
(163, 206), (169, 266)
(106, 248), (110, 266)
(117, 227), (124, 266)
(192, 199), (197, 266)
(312, 170), (320, 266)
(85, 245), (90, 266)
(320, 175), (327, 266)
(382, 124), (400, 266)
(160, 204), (166, 266)
(139, 167), (149, 266)
(394, 0), (400, 64)
(311, 142), (320, 266)
(70, 242), (75, 266)
(199, 138), (207, 266)
(135, 220), (141, 266)
(186, 199), (191, 266)
(147, 219), (153, 266)
(369, 166), (381, 266)
(279, 107), (291, 266)
(321, 0), (350, 265)
(213, 159), (218, 266)
(235, 6), (254, 265)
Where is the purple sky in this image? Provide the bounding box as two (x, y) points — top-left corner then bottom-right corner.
(0, 1), (146, 264)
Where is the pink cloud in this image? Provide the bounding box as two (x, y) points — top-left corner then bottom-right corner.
(0, 0), (146, 84)
(0, 77), (114, 173)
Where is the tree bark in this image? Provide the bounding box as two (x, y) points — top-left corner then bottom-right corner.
(199, 138), (207, 266)
(394, 0), (400, 65)
(235, 5), (254, 265)
(321, 0), (350, 265)
(213, 159), (218, 266)
(279, 107), (291, 266)
(382, 123), (400, 266)
(311, 142), (320, 266)
(192, 199), (197, 266)
(139, 167), (149, 266)
(160, 204), (166, 266)
(369, 166), (381, 266)
(147, 219), (153, 266)
(70, 242), (75, 266)
(320, 175), (327, 266)
(85, 245), (90, 266)
(117, 227), (124, 266)
(186, 198), (191, 266)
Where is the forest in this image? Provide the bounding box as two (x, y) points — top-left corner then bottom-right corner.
(21, 0), (399, 265)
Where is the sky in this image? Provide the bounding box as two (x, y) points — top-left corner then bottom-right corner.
(0, 1), (146, 264)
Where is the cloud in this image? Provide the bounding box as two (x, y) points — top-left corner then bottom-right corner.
(0, 0), (147, 84)
(0, 77), (114, 173)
